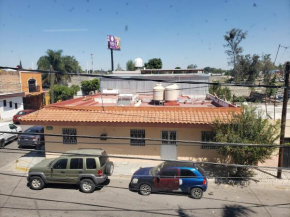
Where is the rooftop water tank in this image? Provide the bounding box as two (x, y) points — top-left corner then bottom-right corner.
(134, 58), (143, 68)
(165, 84), (179, 102)
(153, 83), (165, 101)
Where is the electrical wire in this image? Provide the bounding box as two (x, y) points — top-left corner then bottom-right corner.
(0, 130), (287, 148)
(2, 148), (290, 171)
(0, 66), (285, 89)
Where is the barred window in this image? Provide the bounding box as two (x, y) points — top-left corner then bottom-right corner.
(201, 131), (216, 149)
(130, 129), (145, 146)
(62, 128), (77, 144)
(162, 131), (177, 144)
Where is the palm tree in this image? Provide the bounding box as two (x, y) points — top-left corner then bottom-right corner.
(37, 49), (81, 86)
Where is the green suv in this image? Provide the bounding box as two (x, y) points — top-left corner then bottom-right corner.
(27, 149), (114, 193)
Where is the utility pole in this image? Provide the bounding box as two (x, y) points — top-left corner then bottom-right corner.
(91, 54), (93, 74)
(111, 49), (114, 72)
(274, 44), (288, 66)
(49, 65), (54, 104)
(277, 61), (290, 178)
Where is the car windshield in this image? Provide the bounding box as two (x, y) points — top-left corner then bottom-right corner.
(24, 128), (39, 133)
(151, 162), (166, 176)
(17, 111), (26, 115)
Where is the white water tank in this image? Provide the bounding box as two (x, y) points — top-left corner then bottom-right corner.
(153, 83), (165, 101)
(165, 84), (179, 102)
(134, 58), (143, 68)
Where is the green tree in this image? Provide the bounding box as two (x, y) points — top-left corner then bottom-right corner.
(266, 74), (278, 97)
(126, 60), (135, 71)
(261, 54), (275, 84)
(81, 78), (100, 95)
(187, 64), (197, 69)
(209, 81), (232, 101)
(213, 106), (280, 176)
(50, 85), (79, 102)
(144, 58), (162, 69)
(37, 49), (82, 86)
(116, 63), (123, 71)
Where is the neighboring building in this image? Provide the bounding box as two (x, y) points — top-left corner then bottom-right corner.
(100, 73), (210, 96)
(0, 70), (25, 120)
(20, 71), (46, 110)
(20, 91), (241, 162)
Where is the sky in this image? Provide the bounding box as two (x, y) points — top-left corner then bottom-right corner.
(0, 0), (289, 71)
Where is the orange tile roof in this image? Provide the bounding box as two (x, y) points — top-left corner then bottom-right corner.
(20, 106), (241, 125)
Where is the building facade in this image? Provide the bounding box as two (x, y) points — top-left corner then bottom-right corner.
(0, 70), (24, 120)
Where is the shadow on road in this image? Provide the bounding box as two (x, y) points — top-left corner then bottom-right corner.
(222, 205), (256, 217)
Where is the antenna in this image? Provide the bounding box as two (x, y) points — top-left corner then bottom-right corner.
(91, 54), (93, 74)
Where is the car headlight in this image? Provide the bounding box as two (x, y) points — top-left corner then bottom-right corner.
(132, 178), (138, 184)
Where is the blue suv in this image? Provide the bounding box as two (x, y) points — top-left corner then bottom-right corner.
(129, 162), (207, 199)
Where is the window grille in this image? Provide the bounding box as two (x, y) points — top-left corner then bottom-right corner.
(161, 131), (177, 144)
(201, 131), (216, 149)
(130, 129), (145, 146)
(62, 128), (77, 144)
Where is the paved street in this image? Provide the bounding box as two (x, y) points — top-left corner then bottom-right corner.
(0, 126), (290, 217)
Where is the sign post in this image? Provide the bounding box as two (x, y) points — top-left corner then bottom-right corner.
(107, 35), (121, 72)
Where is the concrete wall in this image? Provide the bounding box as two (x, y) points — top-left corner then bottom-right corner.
(0, 96), (24, 120)
(44, 124), (224, 162)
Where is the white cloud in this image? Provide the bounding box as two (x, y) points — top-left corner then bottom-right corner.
(43, 29), (88, 32)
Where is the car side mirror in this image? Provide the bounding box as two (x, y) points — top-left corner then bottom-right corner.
(51, 167), (54, 172)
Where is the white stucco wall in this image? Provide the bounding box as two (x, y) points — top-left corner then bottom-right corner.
(0, 96), (24, 120)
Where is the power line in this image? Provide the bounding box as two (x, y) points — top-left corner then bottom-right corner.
(0, 131), (287, 148)
(0, 66), (285, 89)
(2, 147), (290, 171)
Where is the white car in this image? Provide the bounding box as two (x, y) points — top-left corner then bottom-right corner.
(0, 123), (22, 148)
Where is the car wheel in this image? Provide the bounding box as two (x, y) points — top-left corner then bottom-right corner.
(139, 184), (152, 196)
(30, 176), (45, 190)
(80, 179), (95, 193)
(0, 140), (5, 148)
(105, 162), (114, 176)
(190, 188), (203, 199)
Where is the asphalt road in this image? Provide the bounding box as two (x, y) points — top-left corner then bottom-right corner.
(0, 125), (290, 217)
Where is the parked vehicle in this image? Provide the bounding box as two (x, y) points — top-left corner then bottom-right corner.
(13, 110), (35, 124)
(129, 162), (207, 199)
(27, 149), (114, 193)
(0, 123), (22, 148)
(18, 126), (44, 148)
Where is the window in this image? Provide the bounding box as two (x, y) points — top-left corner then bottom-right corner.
(201, 131), (216, 149)
(53, 159), (68, 169)
(9, 124), (16, 130)
(62, 128), (77, 144)
(9, 101), (12, 108)
(160, 169), (178, 178)
(3, 100), (6, 107)
(70, 158), (83, 169)
(180, 169), (196, 178)
(15, 103), (18, 109)
(28, 79), (36, 92)
(130, 129), (145, 146)
(161, 131), (177, 144)
(86, 158), (96, 169)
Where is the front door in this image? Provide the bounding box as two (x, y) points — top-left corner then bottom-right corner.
(154, 169), (179, 191)
(160, 131), (177, 160)
(51, 158), (68, 183)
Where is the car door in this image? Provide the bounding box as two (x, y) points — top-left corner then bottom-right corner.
(8, 124), (17, 140)
(66, 158), (84, 184)
(154, 168), (179, 191)
(50, 158), (69, 183)
(179, 169), (197, 192)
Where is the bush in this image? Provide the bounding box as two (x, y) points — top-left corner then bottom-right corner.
(50, 85), (79, 102)
(81, 79), (100, 95)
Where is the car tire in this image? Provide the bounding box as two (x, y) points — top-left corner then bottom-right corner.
(190, 188), (203, 199)
(139, 184), (152, 196)
(105, 162), (114, 176)
(0, 140), (5, 148)
(80, 179), (95, 193)
(30, 176), (45, 190)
